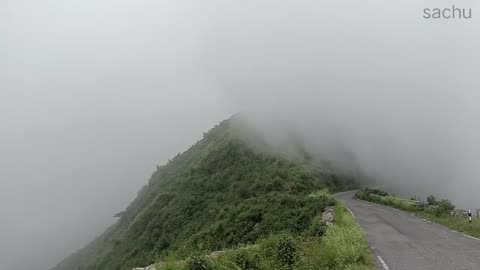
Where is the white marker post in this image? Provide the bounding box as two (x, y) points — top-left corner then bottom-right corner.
(468, 209), (472, 223)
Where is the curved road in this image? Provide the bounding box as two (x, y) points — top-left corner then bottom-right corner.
(336, 191), (480, 270)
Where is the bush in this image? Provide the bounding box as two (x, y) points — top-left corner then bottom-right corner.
(276, 236), (297, 268)
(308, 216), (327, 237)
(427, 195), (437, 206)
(365, 188), (388, 197)
(356, 188), (389, 201)
(187, 256), (214, 270)
(233, 248), (260, 270)
(435, 199), (455, 216)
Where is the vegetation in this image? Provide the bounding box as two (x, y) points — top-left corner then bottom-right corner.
(150, 203), (374, 270)
(51, 116), (369, 270)
(356, 188), (480, 238)
(356, 188), (419, 212)
(187, 256), (214, 270)
(360, 188), (389, 197)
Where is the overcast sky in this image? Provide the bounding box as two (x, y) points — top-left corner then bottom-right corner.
(2, 1), (480, 270)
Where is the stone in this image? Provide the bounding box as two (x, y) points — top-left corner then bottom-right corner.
(132, 264), (156, 270)
(322, 206), (335, 226)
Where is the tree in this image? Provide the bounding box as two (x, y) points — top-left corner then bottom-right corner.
(435, 199), (455, 216)
(427, 195), (437, 206)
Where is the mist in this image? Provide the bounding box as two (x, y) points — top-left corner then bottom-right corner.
(2, 1), (235, 269)
(2, 0), (480, 270)
(202, 1), (480, 206)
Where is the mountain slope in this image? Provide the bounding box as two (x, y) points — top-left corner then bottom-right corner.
(51, 116), (356, 270)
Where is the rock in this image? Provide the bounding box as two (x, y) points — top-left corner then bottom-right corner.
(322, 206), (335, 226)
(209, 250), (226, 258)
(132, 264), (156, 270)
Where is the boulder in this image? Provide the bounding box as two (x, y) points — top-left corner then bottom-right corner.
(322, 206), (335, 226)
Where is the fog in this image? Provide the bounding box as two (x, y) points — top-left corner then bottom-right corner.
(205, 0), (480, 205)
(2, 0), (480, 269)
(206, 0), (480, 201)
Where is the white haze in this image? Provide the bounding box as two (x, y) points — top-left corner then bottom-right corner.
(203, 1), (480, 206)
(2, 1), (480, 270)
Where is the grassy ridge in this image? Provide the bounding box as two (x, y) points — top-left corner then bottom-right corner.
(52, 117), (362, 270)
(356, 188), (480, 239)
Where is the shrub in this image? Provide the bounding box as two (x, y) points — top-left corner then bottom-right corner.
(276, 236), (297, 268)
(427, 195), (437, 206)
(364, 188), (388, 197)
(357, 188), (389, 201)
(233, 248), (260, 270)
(187, 256), (214, 270)
(435, 199), (455, 216)
(308, 216), (327, 237)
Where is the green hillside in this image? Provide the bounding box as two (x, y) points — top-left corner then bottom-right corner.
(51, 116), (366, 270)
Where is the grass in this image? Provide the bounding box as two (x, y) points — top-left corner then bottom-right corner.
(416, 213), (480, 238)
(356, 189), (480, 239)
(367, 194), (419, 211)
(151, 198), (375, 270)
(305, 203), (374, 270)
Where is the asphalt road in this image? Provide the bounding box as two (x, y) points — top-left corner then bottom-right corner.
(335, 191), (480, 270)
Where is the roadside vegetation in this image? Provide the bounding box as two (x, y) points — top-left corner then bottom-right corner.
(154, 201), (374, 270)
(356, 188), (480, 238)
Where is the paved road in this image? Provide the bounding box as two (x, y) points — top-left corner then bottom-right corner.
(335, 191), (480, 270)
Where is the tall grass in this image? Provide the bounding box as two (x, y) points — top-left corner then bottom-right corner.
(314, 204), (374, 270)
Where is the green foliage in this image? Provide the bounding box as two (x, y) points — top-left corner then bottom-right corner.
(425, 214), (480, 238)
(275, 235), (297, 268)
(187, 256), (214, 270)
(356, 188), (419, 212)
(357, 189), (480, 240)
(308, 216), (327, 237)
(232, 248), (261, 270)
(427, 195), (437, 205)
(361, 188), (389, 197)
(142, 203), (374, 270)
(315, 205), (373, 270)
(434, 199), (455, 216)
(52, 118), (357, 270)
(220, 205), (373, 270)
(358, 188), (457, 218)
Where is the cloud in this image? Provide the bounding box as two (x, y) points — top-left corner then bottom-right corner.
(200, 0), (480, 207)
